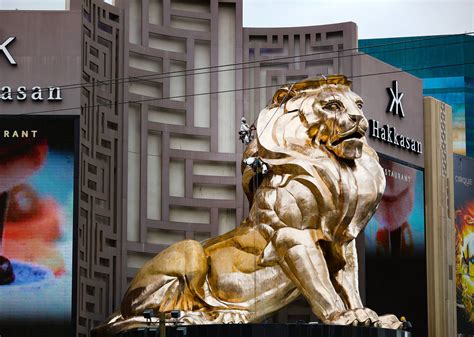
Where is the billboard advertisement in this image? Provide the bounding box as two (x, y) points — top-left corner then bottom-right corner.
(454, 155), (474, 334)
(0, 116), (77, 337)
(365, 154), (427, 336)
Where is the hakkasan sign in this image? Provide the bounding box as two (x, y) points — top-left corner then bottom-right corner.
(368, 81), (423, 155)
(0, 36), (63, 103)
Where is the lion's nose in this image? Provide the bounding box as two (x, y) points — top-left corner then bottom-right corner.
(347, 111), (364, 123)
(359, 117), (368, 132)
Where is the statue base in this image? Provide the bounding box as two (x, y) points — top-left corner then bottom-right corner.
(117, 323), (412, 337)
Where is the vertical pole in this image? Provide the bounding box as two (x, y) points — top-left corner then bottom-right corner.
(159, 312), (166, 337)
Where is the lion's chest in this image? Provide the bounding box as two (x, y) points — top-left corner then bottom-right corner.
(261, 158), (384, 241)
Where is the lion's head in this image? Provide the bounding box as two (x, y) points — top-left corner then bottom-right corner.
(242, 75), (383, 209)
(258, 75), (369, 160)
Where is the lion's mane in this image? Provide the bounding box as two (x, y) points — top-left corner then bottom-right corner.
(242, 76), (385, 241)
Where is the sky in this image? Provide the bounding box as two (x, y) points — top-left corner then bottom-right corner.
(245, 0), (474, 38)
(0, 0), (66, 10)
(0, 0), (473, 39)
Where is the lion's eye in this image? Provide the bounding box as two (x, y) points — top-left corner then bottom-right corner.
(324, 101), (342, 111)
(356, 101), (363, 109)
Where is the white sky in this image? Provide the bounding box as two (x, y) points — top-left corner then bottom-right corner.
(245, 0), (474, 38)
(0, 0), (66, 10)
(0, 0), (473, 39)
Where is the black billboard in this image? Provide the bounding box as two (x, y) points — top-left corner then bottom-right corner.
(365, 154), (427, 337)
(0, 116), (78, 337)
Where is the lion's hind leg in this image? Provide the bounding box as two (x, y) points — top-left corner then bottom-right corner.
(121, 240), (208, 317)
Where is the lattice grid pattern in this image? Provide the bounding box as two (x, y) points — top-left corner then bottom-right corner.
(79, 1), (124, 335)
(122, 0), (244, 283)
(243, 24), (357, 122)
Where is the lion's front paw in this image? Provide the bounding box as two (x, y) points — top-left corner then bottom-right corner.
(374, 314), (403, 329)
(329, 308), (379, 327)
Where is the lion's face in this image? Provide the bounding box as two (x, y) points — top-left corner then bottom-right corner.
(296, 84), (369, 160)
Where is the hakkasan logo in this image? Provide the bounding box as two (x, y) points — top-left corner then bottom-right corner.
(386, 80), (405, 118)
(368, 80), (423, 155)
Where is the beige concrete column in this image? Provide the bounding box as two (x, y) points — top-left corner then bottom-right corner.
(423, 97), (456, 337)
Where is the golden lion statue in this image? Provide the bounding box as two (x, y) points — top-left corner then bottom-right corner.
(93, 75), (402, 336)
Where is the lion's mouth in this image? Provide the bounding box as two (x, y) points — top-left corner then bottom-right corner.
(331, 130), (365, 147)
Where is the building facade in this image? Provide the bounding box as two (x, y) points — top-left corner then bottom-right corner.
(360, 33), (474, 337)
(0, 1), (456, 337)
(79, 0), (431, 335)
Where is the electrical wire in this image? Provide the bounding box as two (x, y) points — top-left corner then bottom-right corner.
(74, 32), (474, 92)
(4, 32), (474, 96)
(9, 59), (474, 117)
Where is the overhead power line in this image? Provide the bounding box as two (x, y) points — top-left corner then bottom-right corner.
(5, 32), (473, 95)
(11, 60), (474, 117)
(76, 35), (474, 93)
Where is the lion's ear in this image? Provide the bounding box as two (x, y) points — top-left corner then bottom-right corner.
(271, 86), (297, 107)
